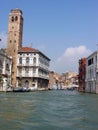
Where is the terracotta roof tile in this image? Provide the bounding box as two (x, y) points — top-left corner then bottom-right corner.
(18, 47), (39, 52)
(18, 46), (50, 60)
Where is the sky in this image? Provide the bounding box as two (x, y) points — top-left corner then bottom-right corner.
(0, 0), (98, 74)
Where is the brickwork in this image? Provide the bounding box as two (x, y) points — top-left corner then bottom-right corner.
(78, 58), (86, 92)
(6, 9), (23, 87)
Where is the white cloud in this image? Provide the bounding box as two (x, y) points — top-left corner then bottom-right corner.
(0, 32), (7, 48)
(51, 45), (92, 73)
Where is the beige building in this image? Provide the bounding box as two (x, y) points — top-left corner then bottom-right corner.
(6, 9), (23, 87)
(49, 71), (61, 89)
(61, 71), (78, 87)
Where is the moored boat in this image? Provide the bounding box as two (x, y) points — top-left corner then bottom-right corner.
(13, 87), (30, 92)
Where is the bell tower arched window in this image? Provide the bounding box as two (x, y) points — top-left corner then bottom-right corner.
(15, 16), (18, 21)
(11, 16), (14, 22)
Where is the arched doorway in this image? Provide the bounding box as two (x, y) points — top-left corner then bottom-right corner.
(25, 80), (29, 87)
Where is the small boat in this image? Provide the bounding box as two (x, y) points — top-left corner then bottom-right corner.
(67, 87), (74, 91)
(13, 87), (30, 92)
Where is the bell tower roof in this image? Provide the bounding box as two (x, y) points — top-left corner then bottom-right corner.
(11, 8), (23, 14)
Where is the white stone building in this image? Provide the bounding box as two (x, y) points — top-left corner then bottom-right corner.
(0, 48), (12, 91)
(85, 51), (98, 93)
(16, 47), (50, 90)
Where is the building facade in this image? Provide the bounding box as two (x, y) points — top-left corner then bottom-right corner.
(85, 51), (98, 93)
(78, 58), (86, 92)
(16, 47), (50, 89)
(0, 48), (12, 91)
(6, 9), (23, 87)
(61, 71), (78, 86)
(49, 71), (61, 90)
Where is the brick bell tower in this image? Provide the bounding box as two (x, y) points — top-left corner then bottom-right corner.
(6, 8), (23, 87)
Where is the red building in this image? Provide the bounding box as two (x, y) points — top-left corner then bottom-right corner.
(78, 58), (86, 92)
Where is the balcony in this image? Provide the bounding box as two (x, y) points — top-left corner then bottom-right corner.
(17, 73), (38, 78)
(39, 63), (49, 70)
(17, 73), (49, 79)
(17, 63), (37, 67)
(39, 73), (49, 79)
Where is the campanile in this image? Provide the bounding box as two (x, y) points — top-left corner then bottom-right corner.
(6, 8), (23, 86)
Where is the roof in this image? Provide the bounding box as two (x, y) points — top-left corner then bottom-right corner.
(11, 8), (23, 14)
(18, 47), (50, 60)
(86, 51), (98, 59)
(18, 47), (39, 53)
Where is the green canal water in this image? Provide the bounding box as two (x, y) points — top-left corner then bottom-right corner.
(0, 90), (98, 130)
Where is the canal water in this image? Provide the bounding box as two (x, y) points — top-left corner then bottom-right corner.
(0, 90), (98, 130)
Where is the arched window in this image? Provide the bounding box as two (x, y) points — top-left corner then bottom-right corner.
(11, 16), (14, 22)
(10, 40), (12, 43)
(33, 57), (36, 64)
(33, 68), (36, 73)
(25, 68), (29, 73)
(18, 82), (22, 87)
(6, 64), (9, 71)
(26, 57), (29, 64)
(25, 80), (29, 87)
(15, 16), (18, 21)
(19, 57), (22, 64)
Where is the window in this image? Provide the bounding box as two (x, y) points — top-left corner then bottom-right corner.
(25, 80), (29, 87)
(19, 68), (22, 73)
(15, 16), (18, 21)
(12, 16), (14, 22)
(95, 56), (97, 64)
(19, 57), (22, 64)
(33, 57), (36, 64)
(33, 68), (36, 73)
(6, 64), (9, 71)
(26, 57), (29, 64)
(10, 40), (12, 43)
(25, 68), (29, 73)
(18, 83), (22, 87)
(88, 58), (93, 66)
